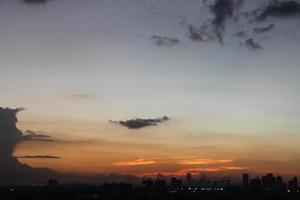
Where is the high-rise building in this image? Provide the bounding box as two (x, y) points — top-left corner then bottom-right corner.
(186, 173), (192, 186)
(262, 173), (276, 190)
(48, 179), (59, 187)
(170, 177), (183, 189)
(288, 177), (298, 192)
(154, 179), (166, 190)
(276, 175), (283, 189)
(250, 177), (261, 190)
(142, 179), (154, 190)
(242, 174), (249, 187)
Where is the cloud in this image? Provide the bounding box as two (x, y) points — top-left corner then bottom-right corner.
(179, 158), (233, 165)
(188, 167), (222, 173)
(113, 159), (156, 167)
(235, 31), (246, 37)
(22, 0), (50, 5)
(188, 24), (216, 42)
(187, 0), (243, 44)
(25, 130), (51, 138)
(23, 130), (56, 142)
(211, 0), (235, 29)
(253, 24), (275, 34)
(151, 35), (179, 47)
(257, 1), (300, 21)
(245, 38), (263, 50)
(0, 107), (55, 185)
(187, 166), (245, 173)
(222, 166), (246, 170)
(184, 0), (300, 49)
(17, 155), (61, 159)
(109, 116), (169, 129)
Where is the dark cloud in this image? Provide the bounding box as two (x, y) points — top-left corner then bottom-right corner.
(26, 130), (51, 138)
(188, 23), (225, 44)
(185, 0), (300, 49)
(110, 116), (169, 129)
(23, 130), (56, 142)
(188, 24), (214, 42)
(22, 0), (50, 5)
(245, 38), (263, 50)
(151, 35), (179, 47)
(211, 0), (234, 29)
(257, 1), (300, 21)
(253, 24), (275, 34)
(0, 107), (55, 185)
(188, 0), (244, 44)
(235, 31), (246, 37)
(17, 155), (61, 159)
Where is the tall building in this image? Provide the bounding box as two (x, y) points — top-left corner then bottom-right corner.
(170, 177), (183, 189)
(154, 179), (166, 190)
(48, 179), (58, 187)
(250, 177), (261, 190)
(142, 179), (154, 190)
(288, 177), (298, 192)
(242, 174), (249, 187)
(262, 173), (276, 190)
(186, 173), (192, 186)
(276, 175), (283, 189)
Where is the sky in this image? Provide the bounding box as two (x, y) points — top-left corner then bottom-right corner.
(1, 0), (300, 184)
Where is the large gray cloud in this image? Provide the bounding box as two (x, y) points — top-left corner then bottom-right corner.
(184, 0), (300, 50)
(257, 1), (300, 21)
(110, 116), (169, 129)
(187, 0), (243, 44)
(211, 0), (235, 29)
(0, 107), (55, 185)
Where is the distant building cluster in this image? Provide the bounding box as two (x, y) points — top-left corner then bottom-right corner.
(242, 173), (298, 193)
(0, 173), (299, 200)
(141, 173), (299, 193)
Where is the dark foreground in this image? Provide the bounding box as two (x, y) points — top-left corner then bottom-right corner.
(1, 184), (299, 200)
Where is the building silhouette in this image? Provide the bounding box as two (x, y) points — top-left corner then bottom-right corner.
(288, 177), (298, 192)
(170, 177), (183, 189)
(142, 178), (154, 190)
(242, 173), (249, 187)
(186, 173), (192, 186)
(262, 173), (276, 190)
(250, 176), (262, 190)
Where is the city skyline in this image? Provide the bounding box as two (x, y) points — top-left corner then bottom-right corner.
(1, 0), (300, 185)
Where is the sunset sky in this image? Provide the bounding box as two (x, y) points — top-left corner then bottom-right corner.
(1, 0), (300, 178)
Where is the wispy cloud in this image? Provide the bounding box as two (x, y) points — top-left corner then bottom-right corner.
(244, 38), (263, 50)
(113, 159), (157, 167)
(179, 158), (233, 165)
(222, 166), (246, 170)
(23, 130), (56, 142)
(253, 24), (275, 34)
(151, 35), (179, 47)
(188, 167), (222, 172)
(25, 130), (51, 138)
(17, 155), (61, 159)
